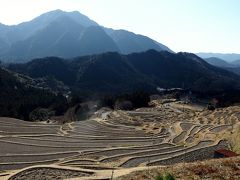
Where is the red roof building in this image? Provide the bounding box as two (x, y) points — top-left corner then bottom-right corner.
(214, 149), (239, 158)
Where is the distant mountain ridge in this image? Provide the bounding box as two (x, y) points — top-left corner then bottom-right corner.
(104, 28), (172, 54)
(201, 56), (240, 76)
(0, 10), (172, 62)
(197, 53), (240, 62)
(9, 50), (240, 93)
(231, 59), (240, 66)
(204, 57), (235, 68)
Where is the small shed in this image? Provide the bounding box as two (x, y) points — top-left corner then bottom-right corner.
(214, 149), (239, 158)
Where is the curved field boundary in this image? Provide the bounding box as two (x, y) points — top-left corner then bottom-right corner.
(95, 120), (135, 129)
(0, 119), (60, 129)
(209, 125), (232, 133)
(185, 137), (194, 143)
(0, 123), (60, 128)
(0, 152), (79, 163)
(120, 140), (215, 168)
(60, 143), (176, 162)
(0, 160), (59, 171)
(99, 120), (137, 130)
(60, 159), (98, 166)
(191, 125), (212, 138)
(9, 134), (107, 139)
(0, 124), (58, 132)
(66, 165), (115, 170)
(75, 121), (144, 133)
(100, 146), (184, 163)
(179, 122), (195, 131)
(188, 125), (201, 137)
(7, 166), (94, 180)
(0, 140), (115, 151)
(199, 124), (213, 131)
(18, 134), (169, 142)
(172, 131), (187, 143)
(183, 125), (202, 142)
(0, 139), (154, 149)
(2, 135), (168, 144)
(68, 130), (145, 137)
(0, 132), (58, 136)
(147, 140), (227, 166)
(63, 146), (182, 165)
(85, 120), (136, 130)
(0, 159), (59, 166)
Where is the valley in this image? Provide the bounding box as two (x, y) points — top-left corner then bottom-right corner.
(0, 4), (239, 180)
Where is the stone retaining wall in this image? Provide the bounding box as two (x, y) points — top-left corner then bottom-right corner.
(149, 140), (228, 166)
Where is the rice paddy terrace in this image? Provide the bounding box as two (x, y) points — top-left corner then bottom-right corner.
(0, 100), (239, 179)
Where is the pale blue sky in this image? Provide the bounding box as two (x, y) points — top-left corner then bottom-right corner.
(0, 0), (239, 53)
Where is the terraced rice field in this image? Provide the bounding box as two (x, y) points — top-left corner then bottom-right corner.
(0, 101), (238, 179)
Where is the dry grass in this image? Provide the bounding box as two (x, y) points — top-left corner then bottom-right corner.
(117, 157), (240, 180)
(194, 106), (240, 125)
(222, 124), (240, 154)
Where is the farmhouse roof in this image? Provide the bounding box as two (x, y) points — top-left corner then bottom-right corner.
(215, 149), (239, 157)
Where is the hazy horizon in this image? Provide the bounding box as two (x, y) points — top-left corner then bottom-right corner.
(0, 0), (239, 54)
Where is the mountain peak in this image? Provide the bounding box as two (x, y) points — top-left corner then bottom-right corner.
(0, 9), (172, 62)
(64, 10), (98, 27)
(43, 9), (64, 15)
(11, 9), (97, 31)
